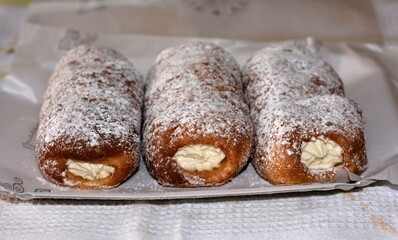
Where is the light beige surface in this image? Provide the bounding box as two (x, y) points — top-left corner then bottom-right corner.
(27, 0), (382, 43)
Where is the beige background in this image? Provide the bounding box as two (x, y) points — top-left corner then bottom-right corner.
(27, 0), (382, 43)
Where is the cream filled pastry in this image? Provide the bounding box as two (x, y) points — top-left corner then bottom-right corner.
(243, 41), (367, 184)
(143, 42), (253, 187)
(252, 95), (367, 184)
(35, 45), (143, 189)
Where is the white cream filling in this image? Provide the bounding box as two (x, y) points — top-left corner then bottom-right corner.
(66, 159), (115, 180)
(300, 136), (343, 169)
(174, 144), (225, 171)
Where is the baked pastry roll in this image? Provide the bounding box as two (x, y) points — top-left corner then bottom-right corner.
(253, 95), (367, 184)
(35, 45), (143, 189)
(243, 41), (344, 113)
(243, 42), (367, 184)
(144, 42), (253, 187)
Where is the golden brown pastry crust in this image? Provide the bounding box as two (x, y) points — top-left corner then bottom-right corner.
(144, 42), (253, 187)
(243, 41), (367, 185)
(35, 45), (143, 189)
(253, 96), (367, 184)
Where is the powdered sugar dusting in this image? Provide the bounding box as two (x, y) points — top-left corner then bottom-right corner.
(243, 40), (366, 183)
(143, 42), (253, 186)
(243, 40), (344, 113)
(36, 45), (143, 161)
(255, 95), (364, 162)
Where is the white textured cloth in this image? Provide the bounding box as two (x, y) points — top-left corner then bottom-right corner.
(1, 1), (398, 240)
(1, 184), (398, 239)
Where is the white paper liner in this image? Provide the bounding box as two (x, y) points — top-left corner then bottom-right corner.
(0, 23), (397, 200)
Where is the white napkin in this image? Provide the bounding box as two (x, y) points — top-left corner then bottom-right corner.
(1, 184), (397, 240)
